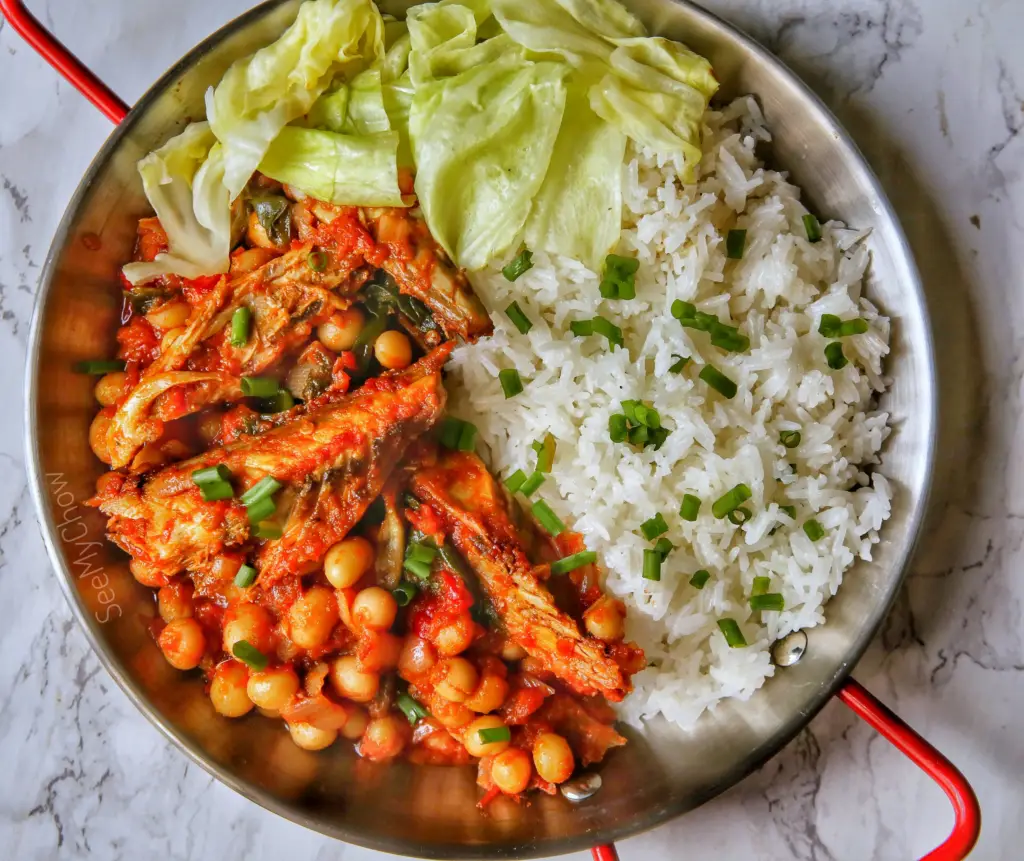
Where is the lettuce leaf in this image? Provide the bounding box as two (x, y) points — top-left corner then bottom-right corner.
(258, 126), (405, 206)
(122, 123), (232, 285)
(207, 0), (385, 199)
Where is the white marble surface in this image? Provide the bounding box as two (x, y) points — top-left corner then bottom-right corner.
(1, 0), (1022, 858)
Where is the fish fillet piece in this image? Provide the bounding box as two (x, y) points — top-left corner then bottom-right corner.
(409, 451), (638, 701)
(108, 221), (372, 470)
(94, 345), (451, 589)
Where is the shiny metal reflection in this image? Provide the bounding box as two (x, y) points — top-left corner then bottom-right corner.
(771, 630), (809, 668)
(24, 0), (935, 857)
(561, 773), (603, 803)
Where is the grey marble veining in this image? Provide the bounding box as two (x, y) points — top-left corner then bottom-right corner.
(1, 0), (1022, 858)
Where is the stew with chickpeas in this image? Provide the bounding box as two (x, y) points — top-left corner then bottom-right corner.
(82, 176), (644, 804)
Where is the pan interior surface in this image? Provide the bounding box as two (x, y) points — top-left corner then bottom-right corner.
(25, 0), (934, 856)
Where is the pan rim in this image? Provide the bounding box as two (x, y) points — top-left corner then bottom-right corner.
(23, 0), (937, 856)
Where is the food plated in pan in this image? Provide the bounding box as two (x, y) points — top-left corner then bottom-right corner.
(77, 0), (893, 806)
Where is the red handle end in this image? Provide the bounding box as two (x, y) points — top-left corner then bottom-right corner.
(0, 0), (128, 123)
(592, 845), (620, 861)
(838, 678), (981, 860)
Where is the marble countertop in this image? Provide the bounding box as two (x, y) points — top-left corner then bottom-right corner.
(1, 0), (1022, 858)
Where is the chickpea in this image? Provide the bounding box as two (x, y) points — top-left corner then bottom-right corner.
(246, 210), (280, 249)
(491, 748), (532, 795)
(464, 674), (509, 714)
(500, 640), (528, 662)
(222, 603), (275, 655)
(230, 246), (277, 276)
(340, 706), (369, 740)
(89, 412), (112, 464)
(352, 587), (397, 632)
(324, 536), (374, 589)
(247, 666), (300, 712)
(433, 614), (475, 656)
(329, 655), (379, 703)
(464, 716), (511, 758)
(533, 732), (574, 784)
(357, 632), (402, 673)
(157, 618), (206, 670)
(397, 636), (437, 680)
(373, 330), (412, 370)
(94, 371), (126, 406)
(288, 586), (337, 650)
(209, 660), (253, 717)
(431, 698), (474, 730)
(210, 554), (243, 584)
(583, 596), (625, 642)
(434, 657), (479, 704)
(157, 580), (194, 622)
(288, 721), (337, 751)
(358, 715), (407, 761)
(130, 557), (171, 588)
(317, 308), (365, 353)
(147, 300), (191, 330)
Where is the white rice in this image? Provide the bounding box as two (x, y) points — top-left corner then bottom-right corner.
(446, 96), (893, 729)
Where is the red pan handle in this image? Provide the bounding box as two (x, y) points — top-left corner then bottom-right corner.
(1, 5), (980, 860)
(591, 678), (980, 861)
(0, 0), (129, 123)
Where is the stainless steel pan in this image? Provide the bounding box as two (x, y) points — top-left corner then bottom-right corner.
(5, 0), (980, 857)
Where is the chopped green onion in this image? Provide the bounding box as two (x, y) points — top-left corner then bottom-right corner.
(569, 319), (593, 337)
(780, 430), (802, 449)
(649, 427), (670, 451)
(407, 543), (438, 566)
(679, 494), (701, 521)
(609, 413), (628, 443)
(628, 424), (649, 446)
(591, 316), (624, 348)
(727, 506), (752, 525)
(504, 470), (529, 494)
(74, 358), (126, 374)
(803, 214), (822, 243)
(532, 433), (556, 472)
(689, 569), (711, 589)
(457, 421), (477, 452)
(403, 557), (432, 580)
(620, 400), (640, 423)
(550, 550), (597, 575)
(240, 476), (282, 506)
(519, 471), (545, 497)
(818, 314), (841, 338)
(803, 519), (825, 541)
(438, 417), (463, 449)
(192, 464), (234, 502)
(671, 300), (696, 321)
(699, 365), (737, 399)
(600, 254), (640, 300)
(261, 390), (295, 414)
(634, 404), (660, 429)
(642, 548), (662, 581)
(307, 250), (328, 272)
(717, 618), (747, 647)
(232, 640), (268, 670)
(751, 576), (771, 596)
(640, 512), (668, 541)
(245, 496), (276, 524)
(478, 725), (512, 744)
(234, 564), (257, 588)
(669, 354), (689, 373)
(253, 521), (283, 540)
(502, 249), (534, 282)
(824, 341), (848, 370)
(750, 593), (785, 612)
(241, 376), (280, 398)
(397, 692), (430, 724)
(779, 505), (797, 519)
(192, 464), (232, 485)
(709, 325), (750, 353)
(712, 484), (752, 519)
(532, 500), (566, 536)
(392, 582), (418, 606)
(653, 537), (674, 560)
(505, 301), (533, 334)
(839, 318), (869, 337)
(499, 368), (524, 399)
(403, 492), (421, 511)
(726, 229), (747, 260)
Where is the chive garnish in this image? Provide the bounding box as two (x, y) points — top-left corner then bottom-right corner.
(824, 342), (848, 370)
(241, 376), (280, 398)
(699, 365), (737, 399)
(499, 368), (524, 399)
(599, 254), (640, 300)
(518, 471), (545, 497)
(457, 421), (477, 452)
(571, 316), (624, 349)
(232, 639), (268, 670)
(307, 250), (328, 272)
(502, 249), (534, 282)
(438, 417), (478, 451)
(726, 229), (747, 260)
(750, 593), (785, 612)
(780, 430), (801, 448)
(403, 557), (432, 580)
(532, 500), (566, 536)
(240, 476), (282, 507)
(717, 618), (747, 647)
(689, 569), (711, 589)
(532, 433), (556, 472)
(803, 519), (825, 541)
(406, 543), (437, 566)
(74, 358), (126, 374)
(727, 506), (752, 525)
(392, 582), (418, 606)
(504, 470), (529, 494)
(711, 484), (752, 519)
(751, 576), (771, 597)
(839, 318), (869, 336)
(505, 301), (533, 334)
(803, 214), (822, 243)
(397, 692), (430, 724)
(818, 314), (841, 338)
(230, 306), (252, 348)
(669, 354), (689, 373)
(653, 537), (674, 560)
(191, 464), (234, 502)
(609, 414), (628, 442)
(550, 550), (597, 575)
(642, 548), (661, 581)
(640, 513), (668, 541)
(679, 494), (701, 521)
(234, 564), (257, 588)
(246, 497), (276, 525)
(478, 725), (512, 744)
